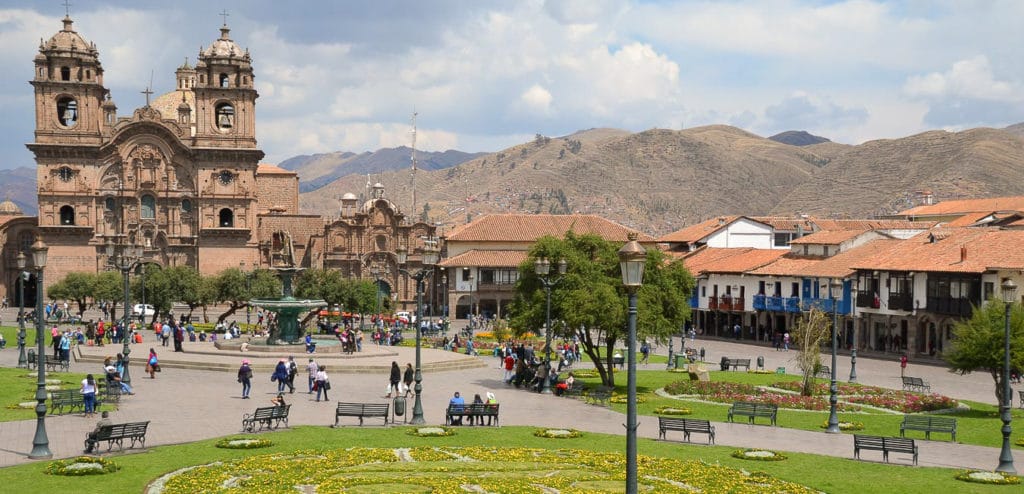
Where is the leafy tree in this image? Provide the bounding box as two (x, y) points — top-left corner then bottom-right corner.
(93, 271), (124, 321)
(946, 300), (1024, 405)
(790, 308), (833, 396)
(132, 263), (170, 324)
(47, 272), (95, 316)
(509, 233), (693, 386)
(346, 279), (378, 329)
(213, 268), (282, 324)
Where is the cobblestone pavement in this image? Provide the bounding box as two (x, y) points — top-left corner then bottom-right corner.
(0, 317), (1018, 472)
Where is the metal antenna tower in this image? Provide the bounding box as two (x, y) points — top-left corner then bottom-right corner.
(410, 110), (418, 218)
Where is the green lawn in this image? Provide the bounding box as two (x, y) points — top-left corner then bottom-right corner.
(0, 425), (1014, 493)
(0, 365), (114, 421)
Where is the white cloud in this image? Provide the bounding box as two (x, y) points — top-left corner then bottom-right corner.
(904, 56), (1021, 102)
(519, 84), (553, 114)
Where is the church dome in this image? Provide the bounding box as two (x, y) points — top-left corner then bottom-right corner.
(151, 90), (195, 120)
(42, 16), (98, 60)
(0, 199), (23, 215)
(341, 193), (357, 201)
(203, 25), (244, 58)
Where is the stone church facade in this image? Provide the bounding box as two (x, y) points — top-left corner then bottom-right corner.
(1, 16), (436, 310)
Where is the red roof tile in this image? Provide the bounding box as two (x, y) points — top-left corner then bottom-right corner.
(788, 229), (871, 245)
(257, 164), (296, 175)
(852, 228), (1024, 273)
(681, 248), (788, 276)
(445, 214), (653, 242)
(439, 250), (528, 268)
(658, 216), (747, 243)
(897, 196), (1024, 216)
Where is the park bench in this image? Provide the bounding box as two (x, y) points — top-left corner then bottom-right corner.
(445, 403), (500, 426)
(97, 382), (123, 404)
(584, 386), (613, 407)
(49, 389), (84, 415)
(657, 417), (715, 444)
(727, 401), (778, 426)
(25, 350), (69, 372)
(612, 355), (625, 369)
(901, 376), (931, 393)
(900, 415), (957, 441)
(728, 358), (751, 371)
(86, 421), (150, 452)
(816, 366), (831, 378)
(853, 434), (918, 465)
(334, 402), (389, 427)
(563, 383), (586, 399)
(242, 405), (291, 433)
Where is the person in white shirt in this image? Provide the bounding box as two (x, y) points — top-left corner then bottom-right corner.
(307, 358), (318, 393)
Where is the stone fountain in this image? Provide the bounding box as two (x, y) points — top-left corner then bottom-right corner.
(250, 267), (324, 345)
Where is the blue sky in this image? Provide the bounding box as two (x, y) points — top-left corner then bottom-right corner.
(0, 0), (1021, 170)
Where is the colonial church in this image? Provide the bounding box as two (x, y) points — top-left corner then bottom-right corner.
(0, 15), (437, 309)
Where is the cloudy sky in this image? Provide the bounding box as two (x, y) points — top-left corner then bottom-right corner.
(0, 0), (1021, 170)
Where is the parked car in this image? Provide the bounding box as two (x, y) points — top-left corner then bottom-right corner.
(132, 304), (155, 318)
(395, 311), (416, 324)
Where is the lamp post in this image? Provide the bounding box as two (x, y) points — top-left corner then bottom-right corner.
(849, 283), (858, 383)
(441, 273), (448, 337)
(240, 261), (252, 333)
(106, 238), (146, 385)
(535, 256), (566, 394)
(16, 253), (27, 368)
(997, 278), (1017, 474)
(826, 278), (842, 434)
(371, 266), (382, 330)
(28, 238), (50, 459)
(396, 240), (440, 425)
(618, 233), (646, 494)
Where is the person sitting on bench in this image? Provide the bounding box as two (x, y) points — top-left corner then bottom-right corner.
(83, 411), (113, 453)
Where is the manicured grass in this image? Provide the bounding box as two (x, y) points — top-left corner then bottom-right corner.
(0, 366), (113, 421)
(0, 425), (1013, 493)
(576, 368), (1024, 451)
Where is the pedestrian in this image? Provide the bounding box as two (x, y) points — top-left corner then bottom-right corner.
(272, 358), (289, 394)
(315, 365), (330, 402)
(238, 359), (253, 399)
(286, 356), (297, 394)
(146, 348), (159, 378)
(307, 357), (317, 393)
(640, 341), (650, 365)
(80, 373), (97, 417)
(403, 362), (414, 398)
(387, 361), (401, 398)
(83, 411), (113, 454)
(900, 354), (908, 378)
(783, 332), (790, 351)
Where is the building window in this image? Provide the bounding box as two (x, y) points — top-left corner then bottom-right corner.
(773, 232), (792, 247)
(140, 194), (155, 219)
(19, 232), (33, 253)
(219, 73), (229, 87)
(823, 246), (830, 256)
(462, 268), (471, 282)
(57, 97), (78, 127)
(59, 205), (75, 225)
(219, 208), (234, 227)
(215, 102), (234, 130)
(181, 198), (192, 213)
(104, 197), (115, 212)
(984, 281), (994, 301)
(60, 66), (70, 81)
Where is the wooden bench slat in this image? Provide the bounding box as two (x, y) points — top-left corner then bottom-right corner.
(854, 434), (918, 465)
(727, 401), (778, 426)
(658, 416), (715, 444)
(900, 415), (956, 441)
(445, 403), (500, 426)
(335, 402), (389, 426)
(242, 405), (290, 432)
(88, 421), (150, 452)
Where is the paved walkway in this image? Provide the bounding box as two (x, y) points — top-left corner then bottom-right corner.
(0, 329), (1018, 472)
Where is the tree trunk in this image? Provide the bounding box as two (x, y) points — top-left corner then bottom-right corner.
(217, 302), (242, 324)
(576, 325), (614, 387)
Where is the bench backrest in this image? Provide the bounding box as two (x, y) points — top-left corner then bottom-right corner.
(660, 417), (711, 429)
(271, 404), (291, 418)
(50, 389), (78, 401)
(903, 415), (954, 428)
(252, 407), (277, 419)
(336, 402), (388, 415)
(733, 359), (750, 365)
(97, 421), (149, 439)
(854, 434), (885, 448)
(883, 437), (916, 451)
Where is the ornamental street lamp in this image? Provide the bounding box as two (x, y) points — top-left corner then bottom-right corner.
(826, 278), (843, 434)
(535, 256), (567, 394)
(997, 278), (1017, 474)
(849, 283), (859, 383)
(396, 240), (440, 425)
(618, 233), (646, 494)
(16, 253), (27, 368)
(106, 238), (146, 385)
(28, 238), (50, 459)
(240, 261), (253, 333)
(441, 272), (448, 337)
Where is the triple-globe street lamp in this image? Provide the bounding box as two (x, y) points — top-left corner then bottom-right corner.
(618, 233), (646, 494)
(106, 238), (147, 385)
(396, 241), (440, 425)
(849, 283), (859, 383)
(996, 278), (1017, 474)
(16, 253), (28, 368)
(826, 278), (843, 434)
(534, 257), (566, 394)
(28, 238), (50, 459)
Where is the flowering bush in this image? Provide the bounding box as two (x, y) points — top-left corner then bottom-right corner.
(654, 406), (693, 415)
(407, 426), (455, 437)
(611, 394), (646, 404)
(819, 421), (865, 431)
(955, 470), (1021, 485)
(157, 447), (818, 493)
(731, 449), (788, 461)
(44, 456), (119, 476)
(663, 381), (861, 411)
(768, 381), (957, 413)
(215, 437), (273, 449)
(534, 428), (583, 438)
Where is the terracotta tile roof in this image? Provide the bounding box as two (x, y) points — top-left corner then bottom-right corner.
(658, 216), (744, 242)
(747, 256), (822, 277)
(445, 214), (653, 242)
(943, 211), (995, 227)
(897, 196), (1024, 216)
(750, 240), (903, 278)
(852, 228), (1024, 273)
(681, 248), (788, 276)
(788, 229), (871, 245)
(750, 216), (934, 231)
(256, 164), (296, 175)
(438, 249), (528, 268)
(749, 216), (815, 231)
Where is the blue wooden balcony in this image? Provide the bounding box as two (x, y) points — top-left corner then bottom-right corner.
(753, 294), (766, 310)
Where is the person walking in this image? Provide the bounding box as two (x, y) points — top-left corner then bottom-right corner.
(238, 359), (253, 399)
(146, 348), (159, 378)
(80, 374), (97, 417)
(286, 356), (297, 394)
(272, 358), (289, 394)
(403, 362), (414, 398)
(387, 361), (401, 398)
(307, 357), (318, 393)
(314, 365), (330, 402)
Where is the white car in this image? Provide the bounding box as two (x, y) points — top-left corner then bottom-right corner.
(132, 304), (155, 318)
(395, 311), (416, 324)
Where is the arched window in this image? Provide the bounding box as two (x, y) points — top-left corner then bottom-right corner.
(219, 208), (234, 227)
(104, 197), (115, 212)
(140, 194), (155, 219)
(59, 205), (75, 225)
(181, 198), (192, 213)
(85, 69), (91, 80)
(60, 66), (70, 81)
(215, 103), (234, 130)
(57, 97), (78, 127)
(219, 73), (229, 87)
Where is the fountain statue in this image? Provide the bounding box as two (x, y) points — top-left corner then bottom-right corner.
(249, 233), (325, 345)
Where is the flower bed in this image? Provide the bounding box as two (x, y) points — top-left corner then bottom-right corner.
(569, 369), (599, 379)
(654, 406), (693, 415)
(770, 381), (892, 396)
(843, 392), (957, 413)
(534, 428), (583, 438)
(730, 449), (788, 461)
(157, 446), (818, 493)
(611, 394), (646, 404)
(44, 456), (119, 476)
(955, 470), (1021, 485)
(818, 421), (865, 431)
(407, 426), (455, 437)
(215, 437), (273, 449)
(662, 381), (861, 412)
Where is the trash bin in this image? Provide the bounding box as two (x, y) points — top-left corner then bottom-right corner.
(756, 356), (765, 370)
(700, 347), (706, 361)
(720, 356), (730, 371)
(675, 354), (689, 369)
(392, 396), (407, 424)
